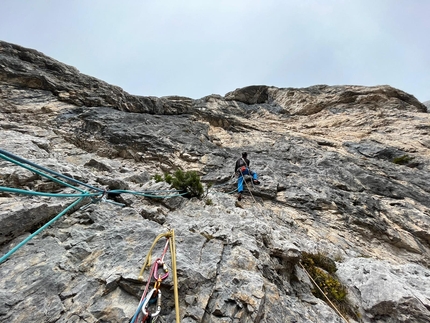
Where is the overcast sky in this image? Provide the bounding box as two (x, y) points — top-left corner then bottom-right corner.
(1, 0), (429, 101)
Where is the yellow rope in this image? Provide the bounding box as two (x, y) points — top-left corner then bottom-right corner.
(138, 231), (172, 280)
(299, 263), (349, 323)
(170, 229), (180, 323)
(138, 229), (180, 322)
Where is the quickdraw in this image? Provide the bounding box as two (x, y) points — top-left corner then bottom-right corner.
(130, 233), (175, 323)
(153, 259), (169, 281)
(141, 288), (162, 320)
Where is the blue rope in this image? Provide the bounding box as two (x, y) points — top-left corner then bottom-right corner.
(130, 298), (146, 323)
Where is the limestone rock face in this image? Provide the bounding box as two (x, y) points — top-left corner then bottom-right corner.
(225, 84), (426, 115)
(0, 41), (193, 114)
(1, 40), (430, 323)
(423, 100), (430, 113)
(337, 258), (430, 323)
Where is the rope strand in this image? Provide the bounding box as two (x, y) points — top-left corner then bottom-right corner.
(299, 263), (349, 323)
(170, 229), (180, 323)
(238, 168), (258, 204)
(0, 197), (85, 264)
(0, 149), (103, 192)
(134, 230), (180, 323)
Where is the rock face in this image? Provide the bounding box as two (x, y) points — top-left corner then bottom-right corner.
(1, 40), (430, 323)
(423, 100), (430, 113)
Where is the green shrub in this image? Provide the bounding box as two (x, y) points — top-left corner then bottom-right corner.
(164, 173), (173, 184)
(162, 170), (204, 198)
(153, 174), (163, 183)
(302, 251), (337, 274)
(301, 252), (359, 321)
(311, 267), (347, 302)
(152, 170), (204, 198)
(392, 154), (414, 165)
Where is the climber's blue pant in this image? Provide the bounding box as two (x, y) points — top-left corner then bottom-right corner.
(237, 168), (258, 193)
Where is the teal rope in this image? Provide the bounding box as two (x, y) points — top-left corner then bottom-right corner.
(0, 149), (103, 192)
(226, 188), (238, 194)
(140, 189), (181, 193)
(0, 150), (202, 199)
(0, 186), (187, 199)
(0, 186), (102, 198)
(0, 153), (87, 193)
(0, 150), (205, 265)
(0, 197), (85, 264)
(110, 189), (188, 198)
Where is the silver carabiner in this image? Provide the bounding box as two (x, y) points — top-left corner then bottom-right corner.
(141, 288), (162, 318)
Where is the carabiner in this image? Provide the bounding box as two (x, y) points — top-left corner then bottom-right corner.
(153, 259), (169, 281)
(153, 277), (162, 290)
(141, 288), (162, 318)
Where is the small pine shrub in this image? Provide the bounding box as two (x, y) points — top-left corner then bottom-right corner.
(153, 174), (163, 183)
(164, 173), (173, 184)
(152, 171), (204, 198)
(165, 170), (204, 198)
(205, 198), (213, 206)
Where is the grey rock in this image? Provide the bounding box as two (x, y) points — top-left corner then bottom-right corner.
(0, 41), (193, 115)
(0, 40), (430, 323)
(423, 100), (430, 112)
(337, 258), (430, 322)
(84, 158), (113, 172)
(0, 199), (67, 245)
(125, 171), (151, 184)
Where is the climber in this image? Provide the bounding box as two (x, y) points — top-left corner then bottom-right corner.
(235, 152), (260, 201)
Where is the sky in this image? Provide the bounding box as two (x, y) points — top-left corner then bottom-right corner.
(1, 0), (429, 102)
